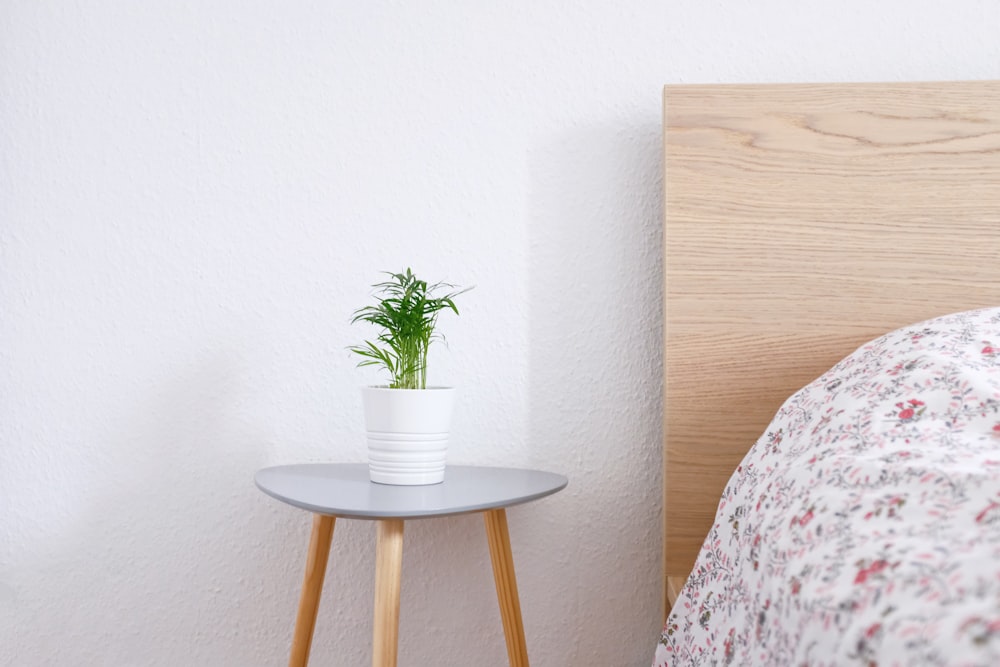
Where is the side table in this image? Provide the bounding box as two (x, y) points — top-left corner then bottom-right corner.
(254, 463), (568, 667)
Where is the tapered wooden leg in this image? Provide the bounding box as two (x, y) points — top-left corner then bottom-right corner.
(372, 519), (404, 667)
(289, 514), (336, 667)
(484, 509), (529, 667)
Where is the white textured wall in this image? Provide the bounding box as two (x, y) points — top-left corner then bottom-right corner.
(2, 1), (998, 665)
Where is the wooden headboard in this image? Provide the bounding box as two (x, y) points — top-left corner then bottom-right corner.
(662, 81), (1000, 616)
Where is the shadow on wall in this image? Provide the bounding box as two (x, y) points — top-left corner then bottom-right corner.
(5, 355), (289, 666)
(525, 118), (665, 664)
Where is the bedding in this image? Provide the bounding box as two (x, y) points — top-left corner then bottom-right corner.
(654, 307), (1000, 666)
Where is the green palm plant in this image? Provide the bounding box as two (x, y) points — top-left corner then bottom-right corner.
(349, 268), (467, 389)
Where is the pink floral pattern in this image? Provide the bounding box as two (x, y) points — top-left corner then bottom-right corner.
(654, 307), (1000, 666)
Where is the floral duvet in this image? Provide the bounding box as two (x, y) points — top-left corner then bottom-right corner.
(654, 307), (1000, 666)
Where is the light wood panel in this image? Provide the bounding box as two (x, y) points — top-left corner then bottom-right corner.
(373, 519), (404, 667)
(666, 577), (684, 610)
(663, 81), (1000, 616)
(289, 514), (336, 667)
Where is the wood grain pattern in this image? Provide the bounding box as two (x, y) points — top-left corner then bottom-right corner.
(373, 519), (404, 667)
(484, 509), (530, 667)
(289, 514), (336, 667)
(666, 577), (684, 609)
(662, 81), (1000, 617)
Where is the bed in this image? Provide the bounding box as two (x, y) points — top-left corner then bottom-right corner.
(655, 81), (1000, 665)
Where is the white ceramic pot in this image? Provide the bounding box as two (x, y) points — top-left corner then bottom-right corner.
(361, 386), (456, 485)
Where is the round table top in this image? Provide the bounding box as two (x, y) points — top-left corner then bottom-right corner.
(254, 463), (568, 520)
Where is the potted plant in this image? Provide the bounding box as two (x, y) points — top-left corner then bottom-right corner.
(350, 268), (468, 485)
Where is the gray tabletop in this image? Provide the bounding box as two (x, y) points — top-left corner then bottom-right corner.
(255, 464), (568, 519)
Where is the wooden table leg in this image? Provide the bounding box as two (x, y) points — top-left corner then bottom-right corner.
(484, 508), (529, 667)
(289, 514), (336, 667)
(373, 519), (404, 667)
